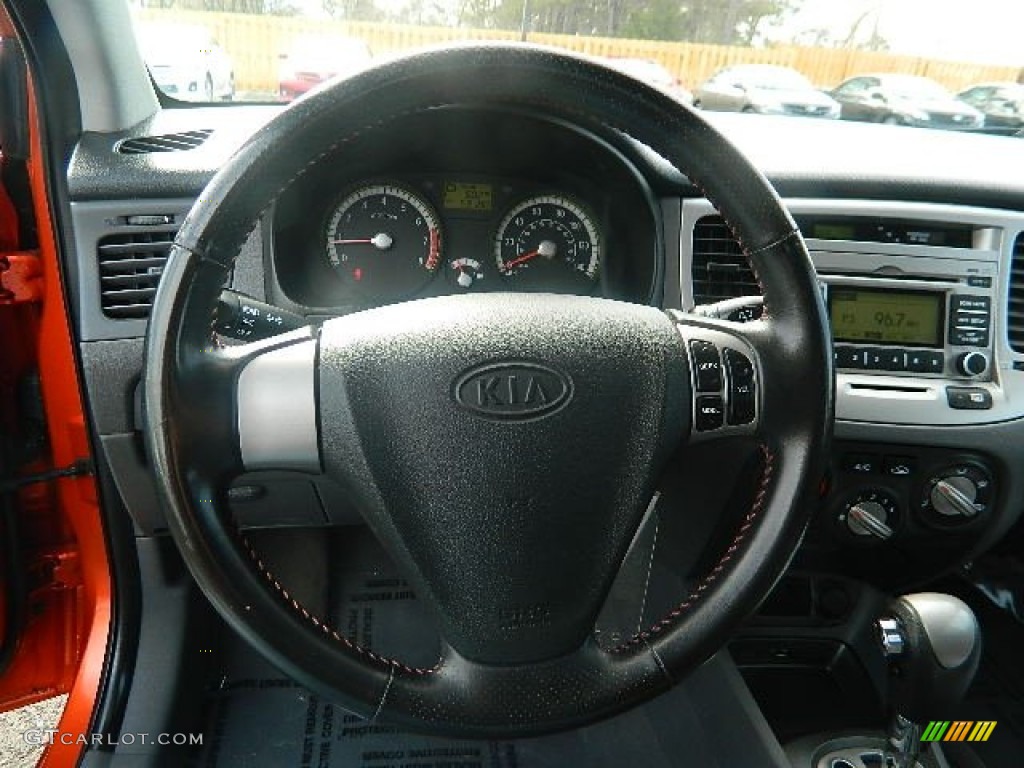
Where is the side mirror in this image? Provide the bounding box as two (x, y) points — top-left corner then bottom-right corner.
(868, 90), (887, 103)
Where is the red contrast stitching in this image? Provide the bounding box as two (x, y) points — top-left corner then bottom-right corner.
(610, 443), (775, 653)
(239, 535), (440, 676)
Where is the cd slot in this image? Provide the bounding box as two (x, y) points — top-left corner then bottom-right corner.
(848, 383), (929, 394)
(819, 271), (956, 284)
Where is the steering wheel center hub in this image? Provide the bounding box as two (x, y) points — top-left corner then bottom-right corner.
(318, 293), (689, 663)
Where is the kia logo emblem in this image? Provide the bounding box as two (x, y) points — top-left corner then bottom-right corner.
(453, 361), (573, 420)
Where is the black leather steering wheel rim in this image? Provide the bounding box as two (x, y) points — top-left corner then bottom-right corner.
(144, 43), (833, 737)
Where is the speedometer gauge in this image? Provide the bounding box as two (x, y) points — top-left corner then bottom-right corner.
(325, 184), (441, 301)
(495, 195), (600, 292)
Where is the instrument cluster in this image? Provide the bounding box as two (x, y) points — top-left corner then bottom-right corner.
(320, 180), (603, 304)
(268, 108), (660, 312)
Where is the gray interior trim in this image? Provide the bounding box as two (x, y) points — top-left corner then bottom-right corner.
(80, 338), (146, 433)
(45, 0), (158, 132)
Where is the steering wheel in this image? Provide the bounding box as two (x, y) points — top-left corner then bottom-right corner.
(144, 45), (832, 738)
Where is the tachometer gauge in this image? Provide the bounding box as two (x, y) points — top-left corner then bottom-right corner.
(494, 195), (600, 292)
(325, 184), (441, 301)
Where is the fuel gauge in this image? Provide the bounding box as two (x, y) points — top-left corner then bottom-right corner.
(451, 257), (485, 289)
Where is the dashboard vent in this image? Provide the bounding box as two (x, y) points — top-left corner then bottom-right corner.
(116, 129), (213, 155)
(1010, 233), (1024, 353)
(97, 231), (176, 318)
(691, 216), (760, 305)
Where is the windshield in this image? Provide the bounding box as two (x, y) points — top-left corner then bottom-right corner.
(130, 0), (1024, 131)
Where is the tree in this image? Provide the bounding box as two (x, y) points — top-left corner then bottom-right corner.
(792, 7), (890, 52)
(736, 0), (800, 45)
(389, 0), (452, 25)
(617, 0), (687, 42)
(142, 0), (301, 12)
(322, 0), (384, 21)
(674, 0), (800, 46)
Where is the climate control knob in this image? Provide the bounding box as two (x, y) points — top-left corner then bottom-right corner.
(920, 463), (993, 526)
(956, 351), (989, 378)
(931, 477), (979, 517)
(840, 490), (898, 540)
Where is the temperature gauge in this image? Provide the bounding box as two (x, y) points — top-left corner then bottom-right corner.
(451, 258), (484, 289)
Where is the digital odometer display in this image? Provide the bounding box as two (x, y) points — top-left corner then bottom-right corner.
(829, 288), (944, 347)
(442, 182), (493, 212)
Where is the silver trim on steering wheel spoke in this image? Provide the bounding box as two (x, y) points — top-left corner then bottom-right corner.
(236, 339), (320, 471)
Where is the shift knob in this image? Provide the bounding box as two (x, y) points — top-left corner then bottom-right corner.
(877, 592), (981, 724)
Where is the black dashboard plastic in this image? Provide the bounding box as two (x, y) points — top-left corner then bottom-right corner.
(68, 105), (1024, 212)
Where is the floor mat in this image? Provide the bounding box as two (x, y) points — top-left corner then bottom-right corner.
(197, 526), (789, 768)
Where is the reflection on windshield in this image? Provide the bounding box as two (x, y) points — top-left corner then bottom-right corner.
(881, 77), (952, 100)
(743, 73), (815, 90)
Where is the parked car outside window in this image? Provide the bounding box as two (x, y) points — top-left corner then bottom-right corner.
(694, 64), (839, 118)
(957, 81), (1024, 130)
(277, 34), (373, 102)
(831, 73), (983, 129)
(135, 21), (235, 102)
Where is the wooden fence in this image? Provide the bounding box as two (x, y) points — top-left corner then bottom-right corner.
(137, 8), (1019, 95)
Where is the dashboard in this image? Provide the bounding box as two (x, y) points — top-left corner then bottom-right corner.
(65, 104), (1024, 590)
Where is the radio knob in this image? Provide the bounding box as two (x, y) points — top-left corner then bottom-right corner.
(930, 476), (979, 518)
(956, 351), (989, 377)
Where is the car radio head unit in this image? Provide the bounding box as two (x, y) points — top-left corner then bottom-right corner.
(821, 273), (993, 381)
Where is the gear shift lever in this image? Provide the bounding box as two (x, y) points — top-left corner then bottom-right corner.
(876, 593), (982, 768)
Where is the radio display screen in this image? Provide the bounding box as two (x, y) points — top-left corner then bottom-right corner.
(829, 288), (944, 347)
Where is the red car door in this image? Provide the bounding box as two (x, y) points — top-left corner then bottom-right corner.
(0, 12), (112, 768)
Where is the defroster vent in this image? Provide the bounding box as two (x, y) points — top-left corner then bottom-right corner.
(116, 129), (213, 154)
(97, 230), (176, 318)
(1010, 232), (1024, 353)
(691, 216), (760, 305)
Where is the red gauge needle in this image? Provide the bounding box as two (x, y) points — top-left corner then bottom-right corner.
(331, 233), (393, 250)
(502, 250), (538, 271)
(502, 239), (557, 272)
